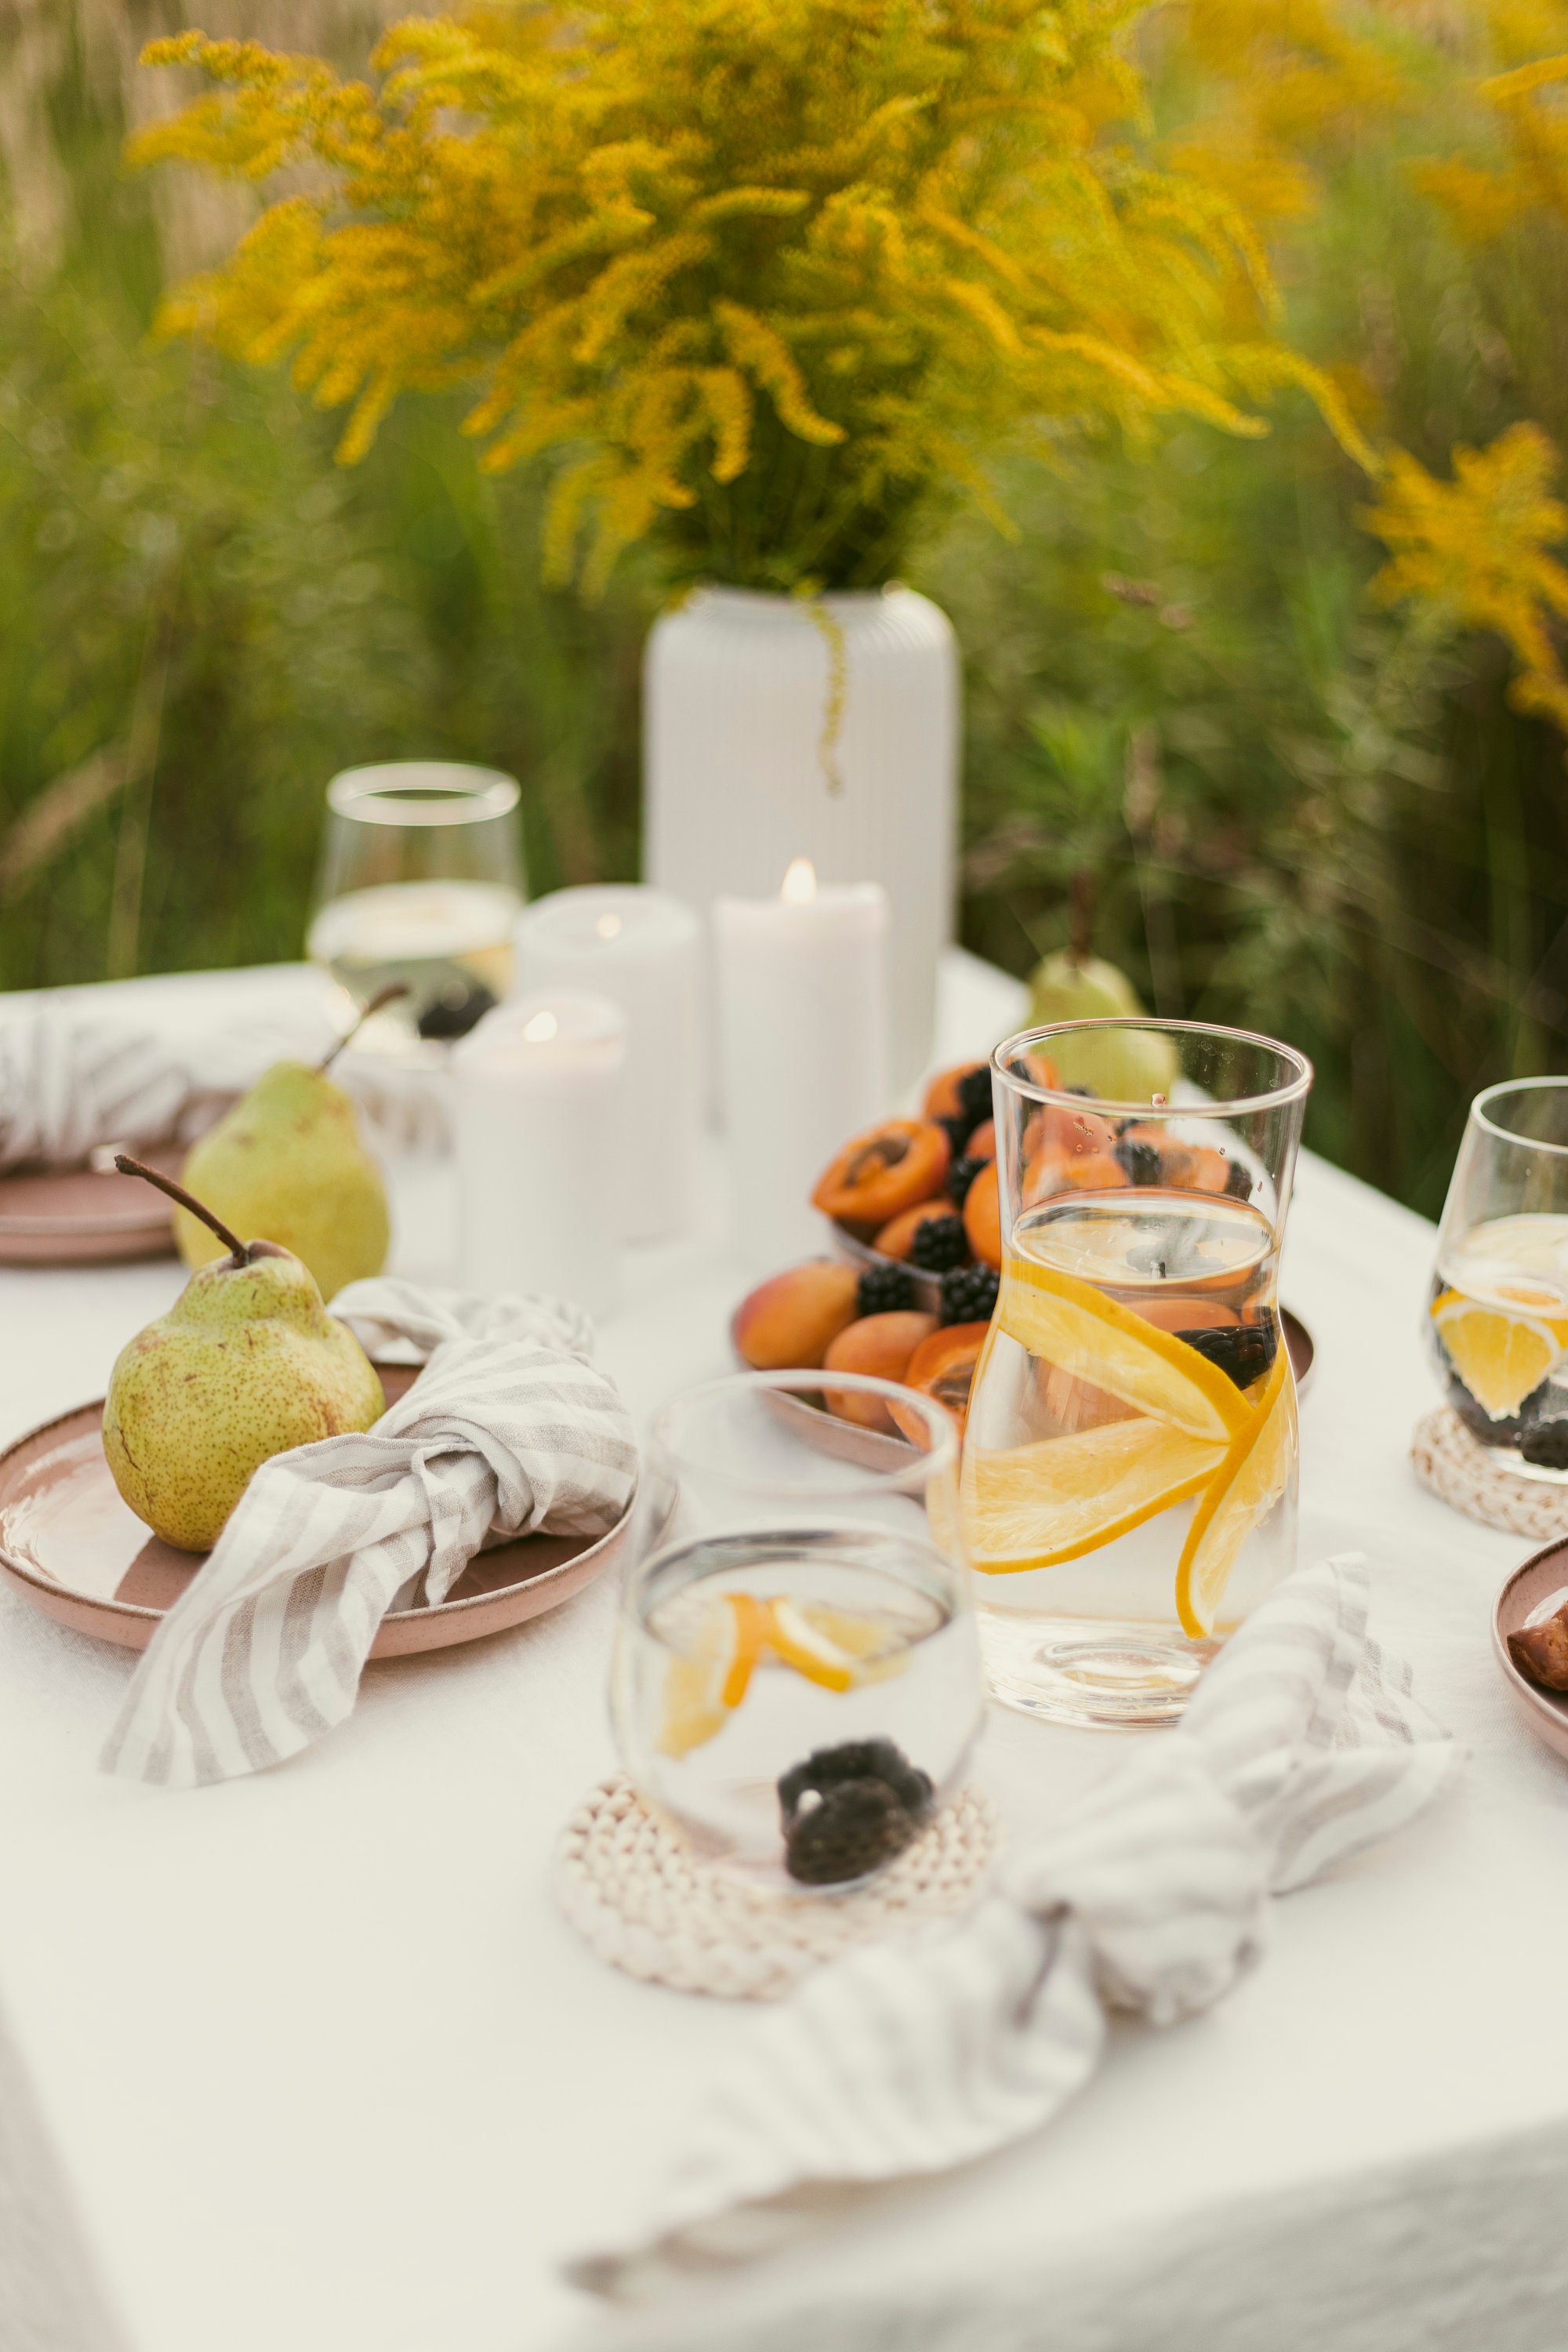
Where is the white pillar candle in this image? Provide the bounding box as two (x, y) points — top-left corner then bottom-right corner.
(452, 992), (625, 1317)
(713, 862), (890, 1270)
(511, 886), (702, 1243)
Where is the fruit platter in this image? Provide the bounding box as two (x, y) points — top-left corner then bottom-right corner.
(734, 1051), (1313, 1448)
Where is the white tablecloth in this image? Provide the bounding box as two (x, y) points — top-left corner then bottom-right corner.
(1, 956), (1565, 2352)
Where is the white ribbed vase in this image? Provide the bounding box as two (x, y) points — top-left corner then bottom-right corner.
(644, 586), (958, 1091)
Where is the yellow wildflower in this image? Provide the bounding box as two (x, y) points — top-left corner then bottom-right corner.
(131, 0), (1370, 590)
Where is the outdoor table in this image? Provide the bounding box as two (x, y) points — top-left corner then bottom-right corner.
(1, 955), (1564, 2352)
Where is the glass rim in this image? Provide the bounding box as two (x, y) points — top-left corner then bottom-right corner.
(1471, 1074), (1568, 1156)
(647, 1369), (956, 1498)
(326, 761), (520, 828)
(993, 1018), (1314, 1118)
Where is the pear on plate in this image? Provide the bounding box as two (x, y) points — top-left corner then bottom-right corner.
(174, 987), (404, 1305)
(104, 1159), (385, 1552)
(1027, 949), (1180, 1104)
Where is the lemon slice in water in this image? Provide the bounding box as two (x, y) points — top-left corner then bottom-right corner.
(963, 1417), (1227, 1572)
(1432, 1293), (1567, 1421)
(996, 1256), (1249, 1446)
(1175, 1344), (1294, 1639)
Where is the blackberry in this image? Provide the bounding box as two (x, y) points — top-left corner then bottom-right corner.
(955, 1064), (994, 1125)
(941, 1262), (1000, 1326)
(779, 1737), (934, 1820)
(856, 1261), (917, 1316)
(1224, 1159), (1254, 1201)
(1115, 1138), (1163, 1187)
(779, 1739), (934, 1886)
(946, 1154), (985, 1209)
(936, 1112), (976, 1160)
(1175, 1322), (1277, 1391)
(909, 1214), (969, 1272)
(417, 979), (496, 1040)
(1520, 1421), (1568, 1471)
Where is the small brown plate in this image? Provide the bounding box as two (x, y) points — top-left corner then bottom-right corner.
(0, 1152), (180, 1266)
(1494, 1538), (1568, 1762)
(0, 1365), (631, 1657)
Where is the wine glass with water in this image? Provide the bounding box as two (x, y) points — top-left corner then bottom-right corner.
(307, 761), (524, 1045)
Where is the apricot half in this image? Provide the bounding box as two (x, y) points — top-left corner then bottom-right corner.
(823, 1311), (939, 1429)
(963, 1159), (1001, 1269)
(813, 1118), (950, 1233)
(895, 1322), (991, 1439)
(734, 1261), (859, 1370)
(922, 1063), (985, 1121)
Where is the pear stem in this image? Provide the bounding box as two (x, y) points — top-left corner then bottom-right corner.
(114, 1156), (249, 1265)
(1069, 869), (1096, 967)
(319, 982), (411, 1073)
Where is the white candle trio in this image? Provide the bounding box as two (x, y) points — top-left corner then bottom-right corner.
(452, 865), (891, 1301)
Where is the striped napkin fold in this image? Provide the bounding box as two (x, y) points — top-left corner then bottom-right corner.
(568, 1552), (1458, 2301)
(101, 1281), (637, 1789)
(0, 994), (340, 1171)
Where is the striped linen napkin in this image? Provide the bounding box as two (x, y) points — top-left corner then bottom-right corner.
(0, 994), (337, 1170)
(101, 1280), (637, 1788)
(568, 1552), (1457, 2299)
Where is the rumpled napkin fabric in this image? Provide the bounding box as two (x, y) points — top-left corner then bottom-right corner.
(101, 1282), (637, 1789)
(0, 995), (340, 1171)
(569, 1552), (1458, 2299)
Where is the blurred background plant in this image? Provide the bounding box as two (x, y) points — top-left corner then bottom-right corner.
(5, 0), (1568, 1214)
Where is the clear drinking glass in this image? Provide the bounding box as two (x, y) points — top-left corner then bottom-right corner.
(307, 761), (524, 1044)
(612, 1370), (984, 1891)
(961, 1018), (1312, 1728)
(1428, 1078), (1568, 1478)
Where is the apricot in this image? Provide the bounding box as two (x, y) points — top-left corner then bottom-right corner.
(1118, 1123), (1231, 1196)
(1025, 1101), (1118, 1162)
(1059, 1151), (1131, 1192)
(895, 1322), (991, 1439)
(922, 1063), (986, 1121)
(734, 1261), (859, 1370)
(967, 1119), (996, 1162)
(813, 1118), (950, 1234)
(823, 1311), (939, 1430)
(875, 1198), (960, 1261)
(964, 1159), (1001, 1269)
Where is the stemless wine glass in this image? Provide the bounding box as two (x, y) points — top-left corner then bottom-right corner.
(961, 1018), (1312, 1728)
(1428, 1077), (1568, 1478)
(612, 1371), (984, 1892)
(307, 761), (525, 1044)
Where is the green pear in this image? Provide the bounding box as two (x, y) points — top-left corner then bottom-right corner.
(176, 1060), (389, 1305)
(103, 1159), (385, 1552)
(1027, 949), (1180, 1103)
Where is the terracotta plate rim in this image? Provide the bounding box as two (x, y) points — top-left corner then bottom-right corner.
(0, 1393), (635, 1641)
(1493, 1536), (1568, 1755)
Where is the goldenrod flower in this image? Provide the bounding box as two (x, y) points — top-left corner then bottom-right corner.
(132, 1), (1368, 591)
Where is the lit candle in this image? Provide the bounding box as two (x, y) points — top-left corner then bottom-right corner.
(713, 862), (890, 1269)
(452, 992), (625, 1316)
(511, 886), (702, 1241)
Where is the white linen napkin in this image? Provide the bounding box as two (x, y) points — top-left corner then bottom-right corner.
(568, 1552), (1458, 2299)
(100, 1282), (637, 1788)
(0, 994), (339, 1170)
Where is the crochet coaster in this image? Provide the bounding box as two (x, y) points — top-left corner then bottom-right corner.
(1412, 1405), (1568, 1539)
(556, 1773), (1001, 2001)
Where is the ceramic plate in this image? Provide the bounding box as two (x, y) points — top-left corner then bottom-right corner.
(1494, 1537), (1568, 1762)
(0, 1364), (632, 1657)
(0, 1152), (180, 1266)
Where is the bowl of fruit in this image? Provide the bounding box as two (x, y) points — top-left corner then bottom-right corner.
(733, 1049), (1313, 1452)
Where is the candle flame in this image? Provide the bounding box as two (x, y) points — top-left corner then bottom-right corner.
(781, 857), (817, 903)
(524, 1011), (559, 1043)
(595, 913), (622, 939)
